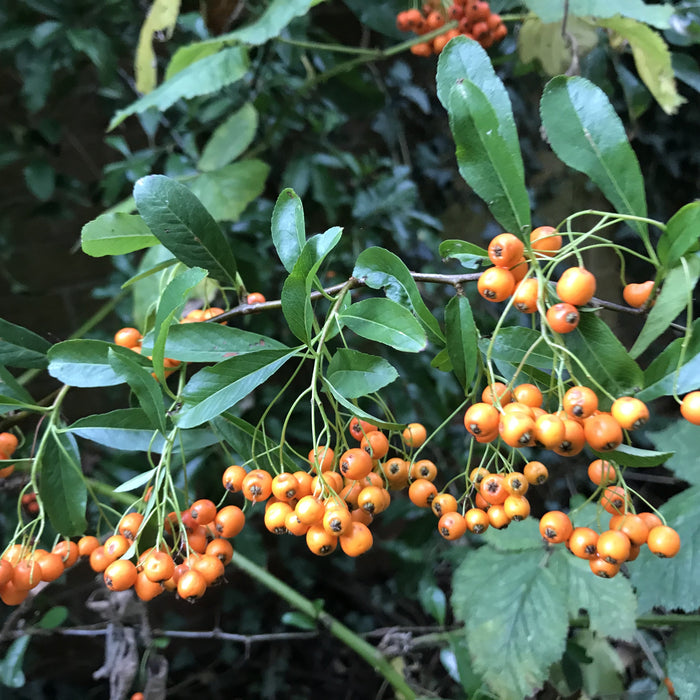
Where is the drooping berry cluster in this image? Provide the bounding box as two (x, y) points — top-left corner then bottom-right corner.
(540, 505), (680, 579)
(221, 419), (434, 558)
(396, 1), (507, 57)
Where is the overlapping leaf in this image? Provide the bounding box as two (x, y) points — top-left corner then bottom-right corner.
(141, 323), (286, 363)
(0, 318), (50, 369)
(445, 295), (478, 392)
(39, 429), (87, 536)
(630, 254), (700, 359)
(48, 340), (150, 388)
(631, 486), (700, 612)
(134, 175), (238, 285)
(452, 546), (568, 700)
(563, 313), (643, 396)
(175, 349), (298, 428)
(657, 201), (700, 270)
(281, 227), (342, 343)
(272, 188), (306, 273)
(66, 409), (218, 453)
(326, 349), (398, 399)
(110, 46), (249, 129)
(339, 298), (427, 353)
(166, 0), (313, 76)
(541, 76), (648, 238)
(638, 319), (700, 400)
(81, 212), (158, 257)
(197, 102), (258, 172)
(352, 247), (444, 346)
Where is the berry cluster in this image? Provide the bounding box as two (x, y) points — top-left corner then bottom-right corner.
(455, 382), (682, 574)
(540, 505), (680, 579)
(222, 419), (433, 558)
(396, 1), (507, 57)
(479, 228), (657, 331)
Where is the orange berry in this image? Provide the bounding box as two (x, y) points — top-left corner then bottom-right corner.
(623, 280), (654, 308)
(556, 267), (596, 306)
(478, 267), (515, 302)
(114, 327), (142, 348)
(402, 422), (427, 448)
(680, 392), (700, 425)
(488, 233), (524, 268)
(529, 226), (562, 256)
(647, 525), (681, 558)
(546, 303), (580, 334)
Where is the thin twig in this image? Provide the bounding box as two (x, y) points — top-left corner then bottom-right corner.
(210, 274), (686, 334)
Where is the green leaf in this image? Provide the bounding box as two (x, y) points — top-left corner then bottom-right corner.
(281, 227), (342, 343)
(0, 636), (30, 688)
(630, 254), (700, 359)
(151, 267), (208, 384)
(165, 44), (219, 80)
(188, 160), (270, 222)
(597, 17), (685, 115)
(483, 517), (543, 551)
(130, 244), (178, 329)
(575, 631), (626, 698)
(664, 627), (700, 699)
(281, 611), (316, 630)
(430, 346), (452, 373)
(451, 547), (568, 700)
(326, 348), (398, 399)
(657, 202), (700, 269)
(141, 323), (287, 363)
(590, 443), (674, 468)
(211, 414), (300, 472)
(480, 326), (555, 370)
(639, 319), (700, 400)
(134, 175), (239, 285)
(40, 429), (87, 536)
(549, 550), (637, 640)
(438, 239), (488, 270)
(631, 486), (700, 612)
(647, 420), (700, 484)
(81, 212), (158, 257)
(564, 313), (644, 395)
(23, 161), (55, 201)
(523, 0), (674, 29)
(445, 79), (530, 235)
(0, 365), (35, 405)
(436, 37), (529, 233)
(66, 409), (219, 453)
(540, 76), (648, 237)
(175, 349), (298, 428)
(272, 188), (306, 273)
(108, 349), (166, 433)
(48, 340), (150, 388)
(445, 295), (478, 393)
(37, 606), (69, 629)
(353, 247), (444, 346)
(0, 318), (50, 369)
(339, 298), (427, 353)
(197, 103), (258, 171)
(166, 0), (313, 77)
(109, 46), (249, 129)
(436, 37), (521, 169)
(113, 468), (157, 493)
